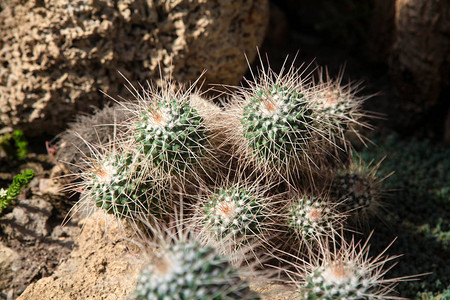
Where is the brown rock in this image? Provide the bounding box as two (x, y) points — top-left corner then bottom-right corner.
(18, 211), (141, 300)
(0, 243), (20, 291)
(389, 0), (450, 133)
(1, 197), (53, 240)
(0, 0), (269, 136)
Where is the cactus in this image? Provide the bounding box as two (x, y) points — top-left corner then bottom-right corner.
(330, 154), (384, 219)
(309, 69), (371, 149)
(240, 85), (313, 165)
(291, 236), (411, 300)
(201, 185), (271, 239)
(73, 141), (168, 221)
(128, 82), (211, 183)
(225, 67), (320, 180)
(135, 241), (259, 300)
(286, 194), (344, 246)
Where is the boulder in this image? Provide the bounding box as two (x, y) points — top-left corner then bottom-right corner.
(0, 0), (269, 136)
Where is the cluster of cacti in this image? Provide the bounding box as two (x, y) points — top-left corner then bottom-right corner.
(64, 62), (416, 299)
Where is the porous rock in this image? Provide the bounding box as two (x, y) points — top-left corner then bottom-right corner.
(0, 0), (269, 136)
(1, 197), (53, 240)
(18, 211), (141, 300)
(0, 243), (20, 291)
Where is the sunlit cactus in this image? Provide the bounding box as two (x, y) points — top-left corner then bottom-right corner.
(134, 230), (260, 300)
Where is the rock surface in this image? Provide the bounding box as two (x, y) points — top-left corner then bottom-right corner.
(0, 0), (269, 136)
(388, 0), (449, 135)
(0, 243), (20, 292)
(18, 211), (140, 300)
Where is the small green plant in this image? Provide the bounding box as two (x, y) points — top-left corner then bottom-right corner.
(0, 130), (29, 160)
(0, 169), (35, 215)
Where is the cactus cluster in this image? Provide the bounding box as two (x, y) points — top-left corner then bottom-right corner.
(63, 61), (417, 299)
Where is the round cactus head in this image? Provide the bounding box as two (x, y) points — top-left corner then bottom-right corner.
(74, 141), (166, 221)
(310, 68), (372, 149)
(224, 64), (330, 181)
(240, 83), (314, 169)
(332, 155), (384, 220)
(202, 185), (271, 241)
(135, 240), (259, 299)
(286, 194), (344, 245)
(295, 235), (409, 300)
(131, 81), (209, 177)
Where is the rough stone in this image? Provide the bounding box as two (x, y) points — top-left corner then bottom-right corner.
(1, 197), (53, 240)
(0, 243), (20, 291)
(0, 0), (269, 136)
(389, 0), (450, 135)
(18, 211), (141, 300)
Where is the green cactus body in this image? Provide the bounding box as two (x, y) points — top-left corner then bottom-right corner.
(315, 88), (353, 122)
(310, 76), (365, 147)
(134, 98), (207, 174)
(87, 153), (155, 217)
(288, 196), (332, 241)
(135, 242), (258, 300)
(241, 85), (313, 167)
(203, 187), (265, 237)
(302, 262), (370, 300)
(335, 172), (375, 211)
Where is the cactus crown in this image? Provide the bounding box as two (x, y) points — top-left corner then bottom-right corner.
(287, 196), (335, 241)
(134, 94), (207, 174)
(203, 187), (266, 238)
(87, 153), (145, 216)
(241, 85), (313, 164)
(303, 260), (371, 299)
(332, 156), (382, 215)
(135, 241), (259, 300)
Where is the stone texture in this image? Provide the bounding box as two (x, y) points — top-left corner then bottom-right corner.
(0, 0), (269, 136)
(389, 0), (450, 134)
(0, 243), (20, 291)
(18, 211), (140, 300)
(1, 197), (53, 240)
